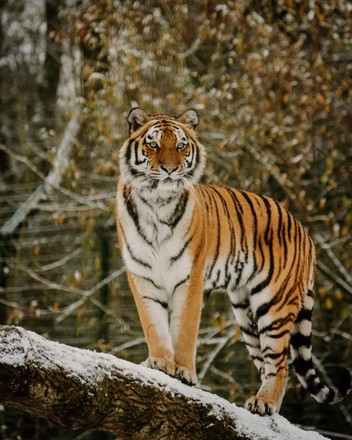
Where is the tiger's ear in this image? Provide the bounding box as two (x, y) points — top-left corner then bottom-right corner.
(177, 109), (199, 130)
(127, 108), (150, 134)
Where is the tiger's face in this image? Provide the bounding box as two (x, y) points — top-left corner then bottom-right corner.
(119, 108), (206, 192)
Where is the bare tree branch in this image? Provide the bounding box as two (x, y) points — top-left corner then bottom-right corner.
(0, 105), (81, 236)
(315, 234), (352, 287)
(316, 260), (352, 296)
(0, 325), (327, 440)
(0, 40), (82, 237)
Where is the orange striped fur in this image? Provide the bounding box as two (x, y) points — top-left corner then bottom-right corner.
(116, 108), (351, 415)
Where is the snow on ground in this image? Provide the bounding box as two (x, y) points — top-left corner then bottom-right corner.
(1, 326), (329, 440)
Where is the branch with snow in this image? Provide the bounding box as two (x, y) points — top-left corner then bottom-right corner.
(0, 326), (327, 440)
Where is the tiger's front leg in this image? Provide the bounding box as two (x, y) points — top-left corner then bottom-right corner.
(169, 276), (204, 386)
(127, 273), (176, 377)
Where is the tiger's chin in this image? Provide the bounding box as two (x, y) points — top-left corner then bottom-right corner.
(150, 177), (187, 192)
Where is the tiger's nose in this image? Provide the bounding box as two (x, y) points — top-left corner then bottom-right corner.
(160, 165), (178, 175)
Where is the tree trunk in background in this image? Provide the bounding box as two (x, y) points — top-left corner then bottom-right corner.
(39, 0), (63, 120)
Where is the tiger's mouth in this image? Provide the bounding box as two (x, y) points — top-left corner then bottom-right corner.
(149, 167), (185, 182)
(146, 170), (187, 190)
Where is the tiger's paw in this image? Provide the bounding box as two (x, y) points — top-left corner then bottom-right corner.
(244, 396), (277, 416)
(175, 366), (197, 386)
(141, 357), (176, 377)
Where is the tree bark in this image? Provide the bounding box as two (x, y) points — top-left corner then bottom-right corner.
(0, 325), (327, 440)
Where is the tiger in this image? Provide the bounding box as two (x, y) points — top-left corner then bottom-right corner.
(116, 107), (351, 415)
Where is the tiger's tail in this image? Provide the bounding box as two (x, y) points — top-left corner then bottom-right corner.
(290, 289), (352, 403)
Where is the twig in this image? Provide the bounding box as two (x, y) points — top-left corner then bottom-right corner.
(38, 247), (83, 272)
(315, 234), (352, 285)
(317, 260), (352, 296)
(198, 332), (234, 382)
(56, 266), (126, 323)
(111, 337), (146, 354)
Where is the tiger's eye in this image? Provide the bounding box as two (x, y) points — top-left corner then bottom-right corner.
(149, 141), (158, 149)
(177, 142), (186, 150)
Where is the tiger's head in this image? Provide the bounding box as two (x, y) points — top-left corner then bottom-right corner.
(119, 108), (206, 193)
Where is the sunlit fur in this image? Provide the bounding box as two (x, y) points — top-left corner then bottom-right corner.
(116, 108), (351, 415)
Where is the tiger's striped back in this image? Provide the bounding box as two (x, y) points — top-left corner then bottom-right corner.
(116, 108), (351, 415)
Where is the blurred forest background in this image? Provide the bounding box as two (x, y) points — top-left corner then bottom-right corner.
(0, 0), (351, 439)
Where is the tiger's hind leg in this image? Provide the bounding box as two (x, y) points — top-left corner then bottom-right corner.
(244, 332), (290, 415)
(230, 291), (265, 382)
(244, 291), (296, 415)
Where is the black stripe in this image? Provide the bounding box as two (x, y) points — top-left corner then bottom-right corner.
(257, 233), (265, 273)
(203, 187), (221, 279)
(137, 193), (154, 210)
(167, 191), (189, 230)
(264, 351), (287, 360)
(261, 195), (272, 245)
(306, 373), (325, 395)
(259, 313), (296, 334)
(240, 191), (258, 280)
(267, 329), (290, 339)
(251, 196), (274, 295)
(293, 357), (314, 376)
(274, 200), (283, 247)
(244, 340), (260, 349)
(266, 365), (287, 378)
(125, 139), (133, 163)
(139, 276), (162, 290)
(134, 140), (147, 166)
(123, 231), (152, 269)
(290, 332), (311, 349)
(226, 188), (247, 255)
(241, 326), (259, 338)
(172, 275), (190, 294)
(281, 208), (289, 265)
(295, 308), (313, 323)
(185, 140), (197, 171)
(255, 298), (275, 320)
(251, 355), (264, 362)
(287, 208), (293, 242)
(143, 296), (168, 310)
(123, 187), (152, 245)
(273, 200), (288, 271)
(210, 187), (235, 288)
(232, 301), (249, 309)
(225, 188), (250, 288)
(170, 234), (193, 265)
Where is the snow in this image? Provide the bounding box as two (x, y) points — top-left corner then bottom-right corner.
(0, 326), (328, 440)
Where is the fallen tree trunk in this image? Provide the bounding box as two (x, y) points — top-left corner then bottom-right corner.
(0, 325), (326, 440)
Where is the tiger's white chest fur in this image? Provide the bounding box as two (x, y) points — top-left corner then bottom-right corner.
(117, 185), (194, 296)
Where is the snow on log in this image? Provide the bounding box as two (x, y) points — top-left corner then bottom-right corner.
(0, 325), (327, 440)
